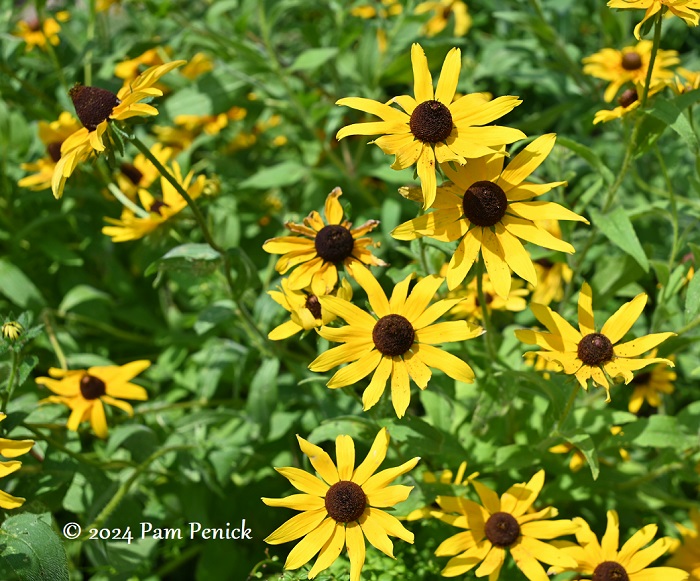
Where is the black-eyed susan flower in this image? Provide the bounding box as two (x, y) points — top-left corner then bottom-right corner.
(309, 263), (482, 417)
(336, 44), (524, 209)
(552, 510), (689, 580)
(628, 350), (676, 413)
(263, 428), (419, 581)
(351, 0), (403, 52)
(515, 282), (675, 401)
(673, 67), (700, 93)
(2, 322), (23, 341)
(667, 509), (700, 580)
(434, 470), (578, 579)
(415, 0), (471, 37)
(405, 461), (479, 521)
(115, 142), (173, 199)
(51, 60), (185, 199)
(36, 360), (150, 439)
(13, 10), (69, 52)
(268, 278), (353, 340)
(393, 134), (587, 298)
(529, 222), (574, 305)
(0, 413), (34, 510)
(102, 161), (205, 242)
(263, 188), (386, 297)
(608, 0), (700, 40)
(583, 41), (678, 102)
(593, 81), (666, 124)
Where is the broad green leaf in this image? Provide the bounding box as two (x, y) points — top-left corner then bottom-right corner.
(289, 48), (339, 72)
(589, 207), (649, 272)
(563, 433), (599, 480)
(685, 271), (700, 323)
(556, 137), (615, 185)
(646, 98), (700, 153)
(239, 161), (307, 189)
(57, 285), (112, 316)
(0, 260), (45, 309)
(144, 243), (222, 276)
(495, 444), (537, 470)
(621, 416), (694, 449)
(247, 358), (279, 438)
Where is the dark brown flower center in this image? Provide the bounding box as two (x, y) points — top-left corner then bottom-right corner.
(324, 481), (366, 523)
(47, 141), (63, 163)
(631, 371), (651, 385)
(535, 257), (554, 269)
(577, 333), (614, 366)
(484, 512), (520, 547)
(372, 314), (415, 356)
(314, 224), (355, 263)
(593, 561), (629, 581)
(120, 163), (143, 185)
(69, 85), (121, 131)
(80, 374), (106, 400)
(462, 181), (508, 227)
(305, 294), (322, 320)
(618, 89), (638, 108)
(149, 200), (168, 215)
(621, 52), (642, 71)
(409, 99), (454, 144)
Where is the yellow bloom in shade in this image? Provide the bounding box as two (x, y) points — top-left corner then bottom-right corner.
(13, 11), (69, 51)
(530, 223), (573, 305)
(262, 428), (419, 581)
(268, 278), (353, 340)
(607, 0), (700, 40)
(309, 263), (482, 417)
(552, 510), (689, 580)
(180, 52), (214, 80)
(515, 282), (675, 401)
(351, 0), (403, 19)
(114, 48), (168, 82)
(393, 134), (587, 298)
(36, 361), (150, 439)
(593, 81), (666, 124)
(51, 60), (186, 199)
(628, 350), (676, 413)
(115, 142), (173, 199)
(673, 68), (700, 93)
(415, 0), (472, 37)
(262, 188), (386, 297)
(667, 509), (700, 580)
(102, 161), (205, 242)
(549, 427), (629, 472)
(434, 470), (578, 579)
(583, 41), (678, 102)
(174, 106), (247, 136)
(405, 461), (479, 521)
(336, 44), (525, 209)
(0, 413), (34, 509)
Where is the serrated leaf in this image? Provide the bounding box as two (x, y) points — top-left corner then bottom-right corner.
(589, 207), (649, 271)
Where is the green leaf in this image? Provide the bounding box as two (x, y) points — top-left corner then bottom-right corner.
(239, 161), (308, 189)
(646, 98), (700, 153)
(556, 137), (615, 185)
(589, 207), (649, 271)
(246, 358), (279, 438)
(144, 243), (222, 277)
(0, 513), (69, 581)
(57, 285), (112, 316)
(495, 444), (537, 470)
(0, 260), (45, 309)
(621, 416), (694, 449)
(563, 433), (599, 480)
(289, 48), (339, 72)
(685, 271), (700, 323)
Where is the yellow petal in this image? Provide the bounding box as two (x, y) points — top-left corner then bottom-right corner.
(346, 522), (367, 581)
(327, 348), (382, 388)
(284, 517), (335, 570)
(390, 358), (412, 418)
(446, 228), (482, 290)
(347, 262), (390, 318)
(308, 522), (345, 578)
(402, 274), (445, 323)
(495, 223), (538, 286)
(497, 134), (557, 191)
(335, 97), (409, 123)
(309, 342), (375, 373)
(335, 435), (355, 481)
(324, 187), (344, 225)
(417, 145), (438, 210)
(411, 43), (434, 102)
(318, 295), (377, 329)
(265, 508), (328, 544)
(296, 436), (340, 486)
(352, 428), (390, 486)
(502, 215), (575, 254)
(600, 293), (648, 344)
(403, 349), (432, 389)
(435, 47), (461, 105)
(481, 228), (511, 298)
(412, 343), (475, 383)
(90, 400), (108, 439)
(508, 201), (588, 223)
(613, 332), (675, 357)
(361, 357), (392, 411)
(276, 467), (329, 496)
(578, 282), (596, 336)
(262, 494), (326, 511)
(359, 511), (395, 558)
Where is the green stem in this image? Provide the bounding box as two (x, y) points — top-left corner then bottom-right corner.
(476, 258), (497, 363)
(84, 0), (97, 86)
(1, 352), (21, 414)
(42, 311), (68, 370)
(107, 183), (150, 218)
(653, 145), (679, 268)
(554, 381), (580, 434)
(23, 424), (103, 467)
(640, 12), (663, 108)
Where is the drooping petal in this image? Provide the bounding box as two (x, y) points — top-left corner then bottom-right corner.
(346, 522), (367, 581)
(390, 357), (412, 418)
(361, 357), (393, 411)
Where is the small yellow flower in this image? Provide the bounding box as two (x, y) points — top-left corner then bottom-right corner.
(405, 461), (479, 521)
(608, 0), (700, 40)
(0, 413), (34, 509)
(115, 142), (173, 199)
(549, 427), (629, 472)
(529, 222), (573, 305)
(2, 322), (23, 341)
(667, 509), (700, 580)
(673, 67), (700, 94)
(114, 48), (168, 83)
(13, 11), (69, 52)
(415, 0), (471, 37)
(628, 350), (676, 413)
(180, 52), (214, 79)
(593, 81), (666, 124)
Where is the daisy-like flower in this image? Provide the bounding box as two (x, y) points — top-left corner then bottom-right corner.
(174, 105), (247, 137)
(336, 44), (525, 209)
(583, 41), (678, 102)
(263, 428), (419, 581)
(405, 461), (479, 521)
(2, 322), (23, 341)
(552, 510), (689, 581)
(102, 161), (205, 242)
(434, 469), (578, 579)
(593, 81), (666, 124)
(667, 509), (700, 580)
(115, 142), (173, 199)
(392, 134), (587, 298)
(0, 414), (34, 510)
(36, 361), (150, 439)
(530, 223), (573, 305)
(608, 0), (700, 40)
(515, 282), (675, 401)
(180, 52), (214, 80)
(628, 350), (676, 413)
(268, 278), (353, 340)
(415, 0), (471, 37)
(262, 188), (387, 296)
(13, 10), (69, 52)
(673, 67), (700, 94)
(114, 48), (169, 83)
(309, 263), (482, 417)
(51, 60), (186, 199)
(19, 112), (82, 191)
(351, 0), (403, 19)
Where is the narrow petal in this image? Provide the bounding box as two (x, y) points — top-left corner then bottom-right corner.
(360, 511), (395, 558)
(336, 435), (356, 481)
(318, 295), (377, 329)
(501, 470), (544, 517)
(435, 48), (461, 105)
(413, 344), (475, 383)
(363, 457), (421, 496)
(352, 428), (390, 486)
(503, 215), (575, 254)
(510, 542), (551, 581)
(403, 350), (432, 389)
(495, 223), (538, 286)
(415, 321), (477, 344)
(324, 187), (344, 224)
(472, 480), (500, 514)
(264, 508), (327, 544)
(613, 333), (675, 357)
(450, 95), (522, 126)
(336, 121), (409, 141)
(308, 522), (345, 578)
(530, 303), (582, 346)
(346, 522), (367, 581)
(508, 201), (588, 223)
(367, 484), (413, 508)
(347, 262), (390, 318)
(391, 358), (412, 418)
(361, 357), (393, 411)
(519, 536), (578, 567)
(481, 227), (512, 298)
(389, 274), (413, 313)
(327, 349), (382, 388)
(262, 494), (326, 511)
(520, 519), (579, 540)
(402, 274), (445, 323)
(411, 43), (434, 102)
(626, 537), (675, 573)
(578, 282), (596, 336)
(309, 342), (375, 372)
(601, 510), (621, 560)
(335, 97), (409, 122)
(411, 298), (467, 330)
(447, 228), (482, 290)
(362, 507), (414, 543)
(276, 467), (330, 496)
(297, 436), (340, 485)
(497, 134), (557, 191)
(601, 293), (647, 344)
(417, 145), (438, 210)
(284, 517), (335, 570)
(617, 525), (658, 566)
(90, 400), (109, 439)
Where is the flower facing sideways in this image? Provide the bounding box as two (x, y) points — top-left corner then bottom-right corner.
(607, 0), (700, 40)
(336, 44), (524, 209)
(309, 263), (482, 417)
(515, 282), (675, 401)
(628, 350), (676, 414)
(0, 414), (34, 509)
(263, 428), (419, 581)
(36, 361), (150, 439)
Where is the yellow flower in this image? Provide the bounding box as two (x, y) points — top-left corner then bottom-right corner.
(36, 361), (150, 439)
(529, 222), (573, 305)
(102, 161), (205, 242)
(628, 349), (676, 413)
(180, 52), (214, 79)
(175, 106), (247, 136)
(115, 142), (173, 199)
(515, 282), (675, 401)
(309, 263), (482, 417)
(263, 428), (419, 581)
(667, 509), (700, 580)
(114, 48), (168, 83)
(0, 413), (34, 509)
(51, 60), (186, 199)
(393, 134), (587, 298)
(552, 510), (689, 580)
(608, 0), (700, 40)
(524, 350), (562, 379)
(415, 0), (471, 37)
(2, 322), (23, 341)
(262, 188), (386, 296)
(13, 11), (69, 51)
(673, 67), (700, 93)
(434, 470), (578, 579)
(583, 41), (678, 102)
(336, 44), (524, 209)
(594, 80), (667, 124)
(549, 427), (629, 472)
(268, 278), (353, 340)
(405, 461), (479, 521)
(351, 0), (403, 19)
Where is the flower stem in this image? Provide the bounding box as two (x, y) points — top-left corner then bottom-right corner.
(42, 311), (68, 370)
(554, 381), (580, 434)
(641, 12), (663, 108)
(107, 183), (150, 218)
(476, 257), (497, 363)
(84, 0), (97, 86)
(1, 352), (21, 414)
